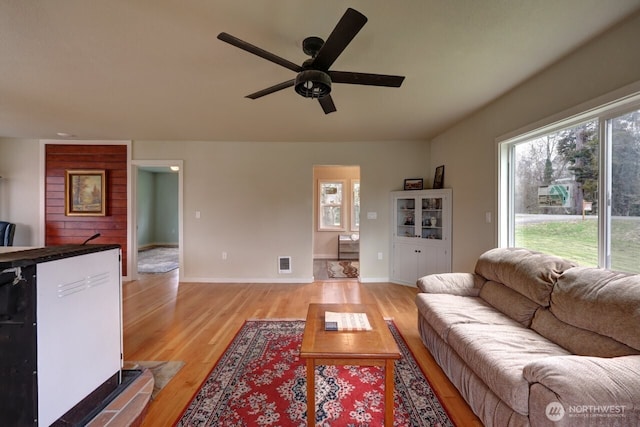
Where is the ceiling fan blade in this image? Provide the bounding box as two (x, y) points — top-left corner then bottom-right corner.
(218, 32), (302, 73)
(329, 71), (405, 87)
(246, 79), (295, 99)
(318, 95), (337, 114)
(312, 8), (367, 71)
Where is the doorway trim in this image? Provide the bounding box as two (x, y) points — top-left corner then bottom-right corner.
(131, 159), (184, 281)
(312, 164), (361, 279)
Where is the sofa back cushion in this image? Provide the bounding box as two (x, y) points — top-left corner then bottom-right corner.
(479, 281), (541, 327)
(475, 248), (577, 307)
(531, 308), (640, 357)
(550, 267), (640, 351)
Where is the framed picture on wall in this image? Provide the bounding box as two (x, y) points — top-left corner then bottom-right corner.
(65, 169), (106, 216)
(433, 165), (445, 189)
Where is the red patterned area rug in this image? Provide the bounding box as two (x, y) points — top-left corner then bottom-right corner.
(175, 320), (453, 427)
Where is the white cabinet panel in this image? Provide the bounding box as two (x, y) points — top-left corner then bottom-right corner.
(37, 249), (122, 426)
(392, 243), (419, 285)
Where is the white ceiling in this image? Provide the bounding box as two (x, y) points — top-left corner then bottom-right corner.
(1, 1), (639, 142)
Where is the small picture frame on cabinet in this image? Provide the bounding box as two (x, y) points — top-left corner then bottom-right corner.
(404, 178), (423, 190)
(433, 165), (445, 189)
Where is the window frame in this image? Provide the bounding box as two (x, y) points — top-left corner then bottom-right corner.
(318, 179), (346, 231)
(351, 179), (360, 232)
(498, 88), (640, 269)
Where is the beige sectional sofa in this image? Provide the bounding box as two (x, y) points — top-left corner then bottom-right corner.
(415, 247), (640, 426)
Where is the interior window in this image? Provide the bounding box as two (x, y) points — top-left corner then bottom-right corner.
(318, 180), (345, 231)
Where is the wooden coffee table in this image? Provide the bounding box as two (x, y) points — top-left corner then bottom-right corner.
(300, 303), (401, 426)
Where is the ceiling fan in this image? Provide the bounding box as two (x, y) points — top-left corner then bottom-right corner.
(217, 8), (405, 114)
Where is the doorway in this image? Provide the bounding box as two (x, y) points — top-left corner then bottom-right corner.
(312, 165), (360, 280)
(131, 160), (183, 280)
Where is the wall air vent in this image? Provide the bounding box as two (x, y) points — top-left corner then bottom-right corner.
(278, 256), (292, 274)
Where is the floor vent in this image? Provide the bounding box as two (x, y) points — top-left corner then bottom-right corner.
(278, 256), (292, 274)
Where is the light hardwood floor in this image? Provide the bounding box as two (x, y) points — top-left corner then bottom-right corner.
(123, 270), (483, 426)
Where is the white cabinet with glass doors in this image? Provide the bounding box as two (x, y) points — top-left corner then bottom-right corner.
(390, 189), (452, 285)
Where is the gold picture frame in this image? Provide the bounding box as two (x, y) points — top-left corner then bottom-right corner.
(65, 170), (106, 216)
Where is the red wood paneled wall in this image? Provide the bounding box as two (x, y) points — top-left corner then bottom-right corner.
(45, 144), (128, 276)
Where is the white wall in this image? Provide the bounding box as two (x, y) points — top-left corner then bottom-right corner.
(0, 138), (41, 246)
(0, 138), (427, 282)
(430, 11), (640, 272)
(133, 140), (428, 282)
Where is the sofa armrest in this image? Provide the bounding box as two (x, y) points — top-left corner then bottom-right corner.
(416, 272), (484, 296)
(524, 355), (640, 425)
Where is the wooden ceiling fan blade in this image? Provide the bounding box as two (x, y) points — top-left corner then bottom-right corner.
(218, 32), (302, 73)
(329, 71), (405, 87)
(318, 95), (337, 114)
(312, 8), (367, 71)
(246, 79), (296, 99)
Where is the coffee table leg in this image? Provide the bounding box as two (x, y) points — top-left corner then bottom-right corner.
(306, 359), (315, 427)
(385, 359), (394, 426)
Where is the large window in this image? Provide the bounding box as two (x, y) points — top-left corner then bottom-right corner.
(609, 109), (640, 271)
(500, 96), (640, 273)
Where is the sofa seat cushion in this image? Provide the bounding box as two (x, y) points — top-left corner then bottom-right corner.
(416, 293), (521, 343)
(447, 322), (570, 416)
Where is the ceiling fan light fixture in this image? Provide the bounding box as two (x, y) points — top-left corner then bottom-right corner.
(294, 70), (331, 99)
(219, 8), (404, 113)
